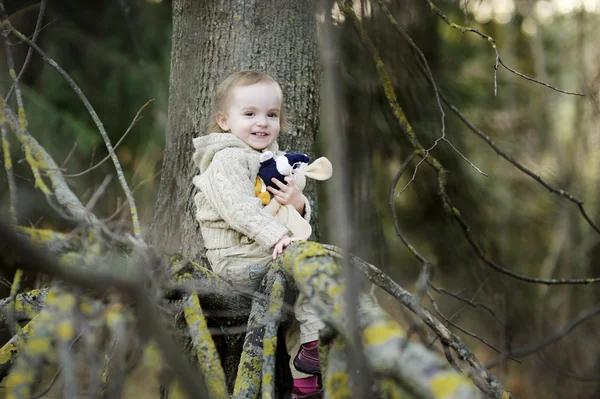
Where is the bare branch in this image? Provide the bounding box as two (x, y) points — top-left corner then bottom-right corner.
(0, 7), (144, 240)
(323, 244), (509, 398)
(1, 123), (17, 221)
(376, 0), (487, 178)
(4, 0), (46, 102)
(439, 91), (600, 236)
(428, 282), (502, 326)
(290, 242), (491, 398)
(388, 151), (430, 263)
(423, 0), (584, 96)
(0, 222), (209, 398)
(486, 304), (600, 369)
(426, 288), (516, 360)
(0, 99), (103, 247)
(60, 141), (78, 170)
(64, 99), (155, 178)
(85, 175), (113, 211)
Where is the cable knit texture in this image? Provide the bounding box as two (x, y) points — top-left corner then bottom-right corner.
(192, 133), (312, 252)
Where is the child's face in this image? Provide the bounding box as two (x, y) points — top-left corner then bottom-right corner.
(217, 83), (282, 151)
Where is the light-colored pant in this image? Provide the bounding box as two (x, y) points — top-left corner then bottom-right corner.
(207, 243), (324, 379)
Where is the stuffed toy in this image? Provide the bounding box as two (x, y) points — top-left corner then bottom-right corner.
(254, 151), (333, 240)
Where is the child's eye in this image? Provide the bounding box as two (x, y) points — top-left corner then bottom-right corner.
(268, 113), (279, 118)
(244, 112), (254, 116)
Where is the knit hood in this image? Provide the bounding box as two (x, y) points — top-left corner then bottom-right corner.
(192, 133), (279, 173)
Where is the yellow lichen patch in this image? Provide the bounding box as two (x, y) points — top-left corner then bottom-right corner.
(105, 305), (124, 328)
(16, 226), (67, 244)
(9, 270), (23, 297)
(44, 290), (59, 306)
(333, 302), (344, 317)
(142, 342), (162, 370)
(80, 299), (93, 315)
(0, 342), (18, 365)
(233, 353), (262, 395)
(326, 371), (352, 399)
(57, 293), (76, 312)
(2, 136), (13, 168)
(5, 371), (31, 386)
(327, 283), (343, 298)
(502, 392), (511, 399)
(380, 379), (404, 399)
(430, 373), (471, 398)
(182, 294), (228, 399)
(263, 336), (276, 356)
(56, 320), (75, 341)
(294, 261), (319, 282)
(183, 303), (201, 325)
(363, 322), (404, 346)
(27, 337), (51, 353)
(262, 373), (273, 387)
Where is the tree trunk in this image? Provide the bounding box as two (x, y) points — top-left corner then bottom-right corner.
(147, 0), (320, 392)
(148, 0), (320, 260)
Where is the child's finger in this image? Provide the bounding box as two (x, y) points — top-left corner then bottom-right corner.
(271, 178), (287, 189)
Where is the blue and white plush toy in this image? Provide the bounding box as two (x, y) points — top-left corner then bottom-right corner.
(255, 150), (332, 240)
(258, 152), (310, 193)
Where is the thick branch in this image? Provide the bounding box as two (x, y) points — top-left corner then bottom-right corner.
(280, 242), (484, 398)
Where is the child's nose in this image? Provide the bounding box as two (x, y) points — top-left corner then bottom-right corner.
(256, 116), (267, 126)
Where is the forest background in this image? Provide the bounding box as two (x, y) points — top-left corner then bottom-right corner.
(1, 0), (600, 398)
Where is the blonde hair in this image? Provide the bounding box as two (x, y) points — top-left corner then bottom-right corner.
(206, 70), (289, 134)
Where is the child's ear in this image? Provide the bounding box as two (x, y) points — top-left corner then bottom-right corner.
(216, 112), (229, 132)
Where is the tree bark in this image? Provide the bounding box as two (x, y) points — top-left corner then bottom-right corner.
(148, 0), (320, 260)
(147, 0), (320, 392)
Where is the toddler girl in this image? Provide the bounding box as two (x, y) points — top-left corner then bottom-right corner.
(191, 70), (324, 399)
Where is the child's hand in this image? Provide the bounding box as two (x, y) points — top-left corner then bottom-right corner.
(267, 177), (305, 214)
(272, 236), (300, 260)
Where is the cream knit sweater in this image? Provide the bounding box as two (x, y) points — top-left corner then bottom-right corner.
(192, 133), (312, 252)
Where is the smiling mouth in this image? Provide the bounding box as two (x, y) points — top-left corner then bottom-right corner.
(252, 132), (268, 137)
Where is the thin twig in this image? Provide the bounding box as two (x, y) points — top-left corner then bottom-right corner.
(377, 0), (487, 179)
(423, 0), (584, 96)
(402, 262), (432, 349)
(60, 141), (78, 170)
(5, 0), (47, 102)
(429, 282), (502, 325)
(65, 99), (154, 178)
(443, 343), (463, 374)
(426, 289), (517, 361)
(0, 10), (144, 240)
(388, 152), (430, 263)
(344, 0), (600, 286)
(439, 91), (600, 235)
(486, 304), (600, 369)
(103, 170), (161, 224)
(85, 174), (113, 211)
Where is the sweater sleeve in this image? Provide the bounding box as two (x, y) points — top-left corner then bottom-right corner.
(198, 149), (290, 250)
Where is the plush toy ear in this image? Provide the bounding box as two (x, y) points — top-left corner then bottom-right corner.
(260, 151), (274, 163)
(302, 157), (333, 181)
(275, 154), (293, 176)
